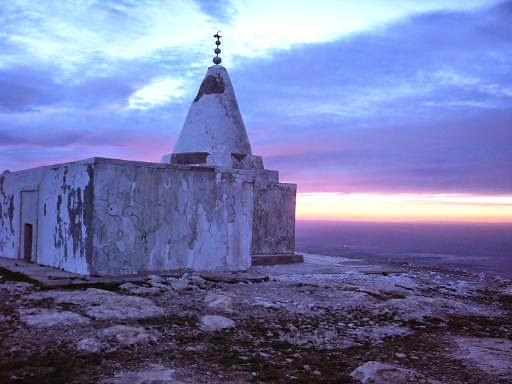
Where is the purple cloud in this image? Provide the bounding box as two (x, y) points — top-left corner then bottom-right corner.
(0, 1), (510, 197)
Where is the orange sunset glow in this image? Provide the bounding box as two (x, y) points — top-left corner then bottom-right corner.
(296, 193), (512, 222)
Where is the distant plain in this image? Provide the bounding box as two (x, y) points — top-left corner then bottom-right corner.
(296, 220), (512, 278)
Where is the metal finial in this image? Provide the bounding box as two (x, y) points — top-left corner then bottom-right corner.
(213, 31), (222, 65)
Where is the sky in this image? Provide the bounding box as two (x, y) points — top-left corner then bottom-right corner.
(1, 0), (511, 222)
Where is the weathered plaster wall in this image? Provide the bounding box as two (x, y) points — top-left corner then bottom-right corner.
(1, 156), (296, 276)
(169, 151), (264, 170)
(0, 173), (18, 258)
(90, 158), (254, 275)
(251, 170), (296, 256)
(0, 160), (93, 274)
(173, 65), (252, 157)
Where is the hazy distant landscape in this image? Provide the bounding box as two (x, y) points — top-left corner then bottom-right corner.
(297, 220), (512, 278)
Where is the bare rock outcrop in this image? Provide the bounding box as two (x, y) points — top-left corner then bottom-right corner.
(77, 325), (159, 353)
(19, 308), (90, 327)
(452, 337), (512, 380)
(199, 314), (235, 331)
(101, 364), (183, 384)
(351, 361), (440, 384)
(29, 288), (165, 320)
(204, 292), (234, 312)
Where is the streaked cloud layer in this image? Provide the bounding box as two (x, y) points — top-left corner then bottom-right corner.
(1, 0), (511, 220)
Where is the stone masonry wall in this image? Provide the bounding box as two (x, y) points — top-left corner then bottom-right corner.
(1, 157), (295, 276)
(0, 160), (94, 274)
(90, 158), (254, 275)
(251, 170), (296, 256)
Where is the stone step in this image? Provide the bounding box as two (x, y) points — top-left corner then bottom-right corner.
(252, 253), (304, 266)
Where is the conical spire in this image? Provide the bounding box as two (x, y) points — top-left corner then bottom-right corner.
(172, 64), (254, 167)
(168, 34), (263, 169)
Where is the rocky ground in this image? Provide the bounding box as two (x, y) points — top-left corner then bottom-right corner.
(0, 253), (511, 384)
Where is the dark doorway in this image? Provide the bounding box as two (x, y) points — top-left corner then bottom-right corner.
(20, 190), (37, 262)
(23, 223), (33, 262)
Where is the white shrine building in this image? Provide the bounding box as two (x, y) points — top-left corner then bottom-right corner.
(0, 37), (299, 276)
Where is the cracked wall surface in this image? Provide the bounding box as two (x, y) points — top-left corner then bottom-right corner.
(0, 160), (94, 274)
(251, 171), (296, 256)
(90, 158), (254, 275)
(173, 65), (252, 157)
(0, 157), (295, 276)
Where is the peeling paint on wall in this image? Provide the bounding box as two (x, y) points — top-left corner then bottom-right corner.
(67, 187), (83, 258)
(194, 73), (225, 102)
(251, 176), (296, 256)
(0, 160), (94, 274)
(0, 157), (296, 276)
(84, 164), (94, 268)
(90, 158), (256, 275)
(54, 194), (64, 253)
(8, 195), (14, 234)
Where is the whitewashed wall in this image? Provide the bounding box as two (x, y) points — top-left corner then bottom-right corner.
(90, 158), (254, 275)
(0, 160), (94, 274)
